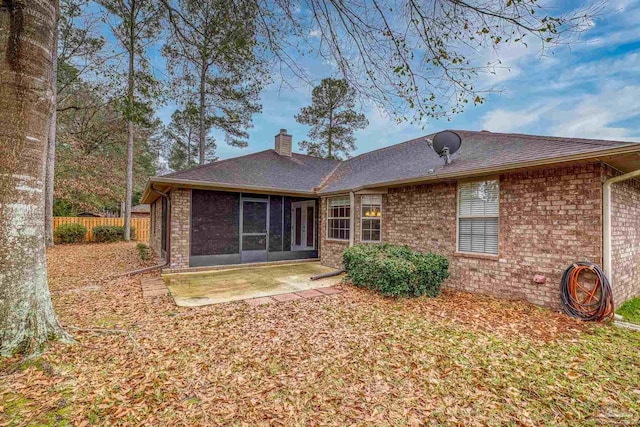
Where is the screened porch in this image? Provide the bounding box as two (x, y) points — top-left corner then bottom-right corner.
(189, 189), (319, 267)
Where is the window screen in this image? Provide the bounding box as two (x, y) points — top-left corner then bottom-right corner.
(458, 180), (499, 255)
(269, 196), (284, 252)
(327, 197), (350, 240)
(361, 195), (381, 242)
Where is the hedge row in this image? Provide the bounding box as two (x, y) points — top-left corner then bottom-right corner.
(53, 223), (87, 244)
(343, 244), (449, 298)
(53, 224), (136, 244)
(93, 225), (136, 242)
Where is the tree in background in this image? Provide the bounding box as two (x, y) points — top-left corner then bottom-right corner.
(98, 0), (162, 241)
(165, 103), (216, 171)
(45, 0), (106, 246)
(0, 0), (71, 356)
(296, 78), (368, 160)
(54, 98), (159, 216)
(162, 0), (263, 164)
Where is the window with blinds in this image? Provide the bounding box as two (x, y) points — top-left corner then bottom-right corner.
(457, 180), (499, 255)
(327, 196), (351, 240)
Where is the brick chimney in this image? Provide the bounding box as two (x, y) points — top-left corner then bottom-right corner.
(274, 129), (292, 157)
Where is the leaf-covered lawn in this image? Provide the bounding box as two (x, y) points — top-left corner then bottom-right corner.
(1, 243), (639, 426)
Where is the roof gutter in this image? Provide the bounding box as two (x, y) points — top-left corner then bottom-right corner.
(603, 167), (640, 286)
(148, 177), (317, 197)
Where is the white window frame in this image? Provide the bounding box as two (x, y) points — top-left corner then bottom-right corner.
(360, 195), (382, 242)
(326, 196), (351, 241)
(456, 179), (499, 255)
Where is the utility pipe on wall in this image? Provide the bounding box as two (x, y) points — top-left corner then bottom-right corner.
(603, 167), (640, 286)
(349, 191), (355, 247)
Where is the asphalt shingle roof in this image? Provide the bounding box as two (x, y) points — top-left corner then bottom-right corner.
(159, 149), (340, 193)
(152, 131), (639, 195)
(319, 130), (639, 193)
(131, 204), (150, 213)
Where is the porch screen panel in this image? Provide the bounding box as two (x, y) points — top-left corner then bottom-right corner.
(242, 201), (267, 233)
(295, 207), (302, 245)
(269, 196), (284, 252)
(283, 197), (293, 250)
(191, 190), (240, 256)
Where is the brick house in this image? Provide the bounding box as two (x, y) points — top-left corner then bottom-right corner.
(141, 129), (640, 309)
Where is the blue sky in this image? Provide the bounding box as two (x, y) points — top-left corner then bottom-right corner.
(120, 0), (640, 160)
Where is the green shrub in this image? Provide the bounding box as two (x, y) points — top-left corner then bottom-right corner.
(343, 243), (449, 298)
(53, 223), (87, 244)
(92, 225), (136, 243)
(137, 243), (151, 260)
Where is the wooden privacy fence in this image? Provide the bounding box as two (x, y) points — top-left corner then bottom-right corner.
(53, 217), (150, 243)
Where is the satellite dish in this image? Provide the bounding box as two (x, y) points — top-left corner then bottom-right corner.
(432, 130), (462, 156)
(431, 130), (462, 165)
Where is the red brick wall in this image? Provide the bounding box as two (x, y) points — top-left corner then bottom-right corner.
(319, 197), (350, 268)
(169, 188), (191, 269)
(321, 163), (605, 309)
(606, 165), (640, 305)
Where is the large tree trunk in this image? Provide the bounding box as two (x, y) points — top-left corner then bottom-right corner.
(0, 0), (70, 357)
(44, 25), (58, 248)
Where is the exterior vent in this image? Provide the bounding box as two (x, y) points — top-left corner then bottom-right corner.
(275, 129), (292, 157)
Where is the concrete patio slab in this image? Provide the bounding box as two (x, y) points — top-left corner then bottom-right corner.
(164, 262), (344, 307)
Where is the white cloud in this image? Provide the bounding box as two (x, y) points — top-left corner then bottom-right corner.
(549, 84), (640, 141)
(549, 54), (640, 91)
(579, 0), (640, 48)
(353, 106), (424, 154)
(480, 84), (640, 141)
(309, 28), (321, 38)
(481, 109), (542, 133)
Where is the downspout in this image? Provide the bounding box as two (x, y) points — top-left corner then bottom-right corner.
(603, 168), (640, 285)
(151, 184), (171, 265)
(349, 191), (355, 247)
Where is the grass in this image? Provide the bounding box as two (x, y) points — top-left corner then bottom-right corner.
(1, 242), (639, 426)
(617, 297), (640, 324)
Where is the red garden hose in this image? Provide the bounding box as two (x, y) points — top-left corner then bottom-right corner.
(560, 262), (614, 322)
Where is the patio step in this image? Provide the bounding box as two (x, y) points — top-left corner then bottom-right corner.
(141, 276), (169, 299)
(245, 286), (343, 306)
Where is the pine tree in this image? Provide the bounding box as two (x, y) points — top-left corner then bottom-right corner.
(296, 79), (368, 160)
(165, 104), (216, 171)
(97, 0), (162, 241)
(162, 0), (264, 163)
